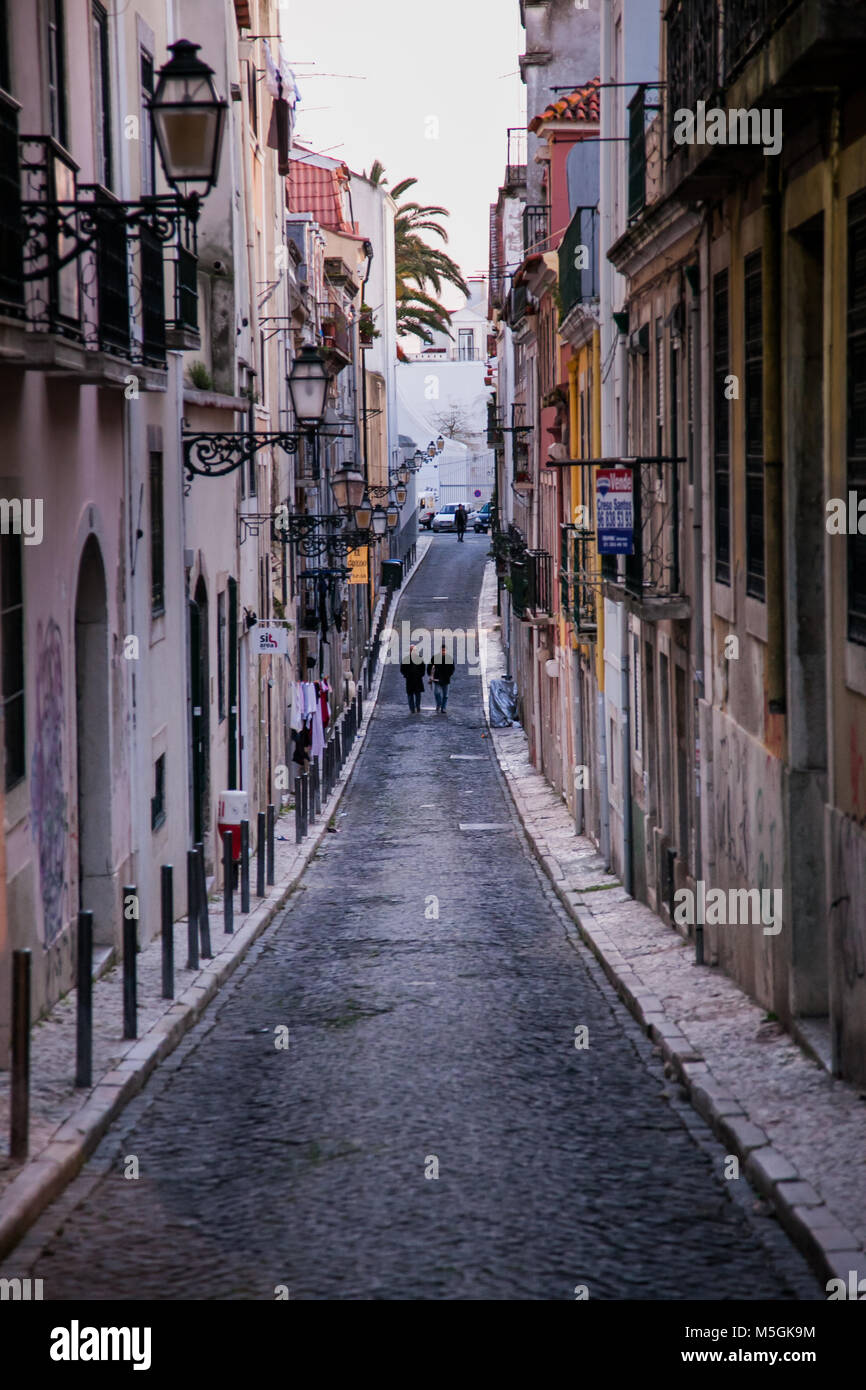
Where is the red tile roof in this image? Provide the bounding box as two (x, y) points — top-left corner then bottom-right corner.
(287, 151), (356, 233)
(529, 76), (600, 132)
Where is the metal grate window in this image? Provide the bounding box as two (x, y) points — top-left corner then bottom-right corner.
(713, 269), (731, 585)
(744, 251), (765, 600)
(848, 192), (866, 644)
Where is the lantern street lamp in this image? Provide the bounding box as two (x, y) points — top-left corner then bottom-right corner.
(150, 40), (228, 202)
(396, 463), (410, 485)
(394, 481), (408, 506)
(413, 450), (424, 469)
(386, 502), (400, 529)
(436, 435), (445, 453)
(288, 344), (331, 426)
(427, 441), (437, 458)
(330, 463), (366, 513)
(354, 495), (373, 531)
(371, 506), (388, 537)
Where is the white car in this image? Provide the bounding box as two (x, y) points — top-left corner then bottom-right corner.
(431, 504), (460, 532)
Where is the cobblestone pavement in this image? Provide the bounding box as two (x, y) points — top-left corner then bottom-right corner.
(11, 535), (822, 1300)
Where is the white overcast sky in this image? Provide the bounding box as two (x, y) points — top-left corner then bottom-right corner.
(280, 0), (525, 299)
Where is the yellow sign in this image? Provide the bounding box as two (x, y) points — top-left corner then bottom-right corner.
(347, 546), (369, 585)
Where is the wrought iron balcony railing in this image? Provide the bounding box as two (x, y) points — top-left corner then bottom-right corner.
(723, 0), (803, 82)
(624, 459), (682, 602)
(487, 401), (505, 447)
(7, 128), (198, 369)
(558, 205), (598, 320)
(509, 281), (529, 325)
(523, 204), (550, 257)
(506, 127), (527, 188)
(318, 299), (352, 362)
(664, 0), (719, 155)
(0, 91), (24, 319)
(561, 524), (599, 636)
(510, 548), (552, 619)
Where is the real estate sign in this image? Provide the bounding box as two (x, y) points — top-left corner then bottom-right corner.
(596, 468), (634, 554)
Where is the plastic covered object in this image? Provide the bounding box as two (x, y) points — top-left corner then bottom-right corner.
(489, 677), (519, 727)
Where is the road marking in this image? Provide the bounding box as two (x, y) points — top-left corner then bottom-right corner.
(450, 754), (485, 760)
(459, 822), (509, 831)
(430, 595), (449, 599)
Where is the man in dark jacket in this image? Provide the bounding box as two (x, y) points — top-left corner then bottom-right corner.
(399, 643), (425, 714)
(455, 504), (467, 541)
(428, 643), (455, 713)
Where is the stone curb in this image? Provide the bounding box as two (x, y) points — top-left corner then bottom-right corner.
(476, 561), (865, 1296)
(0, 540), (431, 1264)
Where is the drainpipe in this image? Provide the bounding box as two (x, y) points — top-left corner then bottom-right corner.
(619, 329), (633, 895)
(689, 251), (704, 882)
(763, 156), (785, 713)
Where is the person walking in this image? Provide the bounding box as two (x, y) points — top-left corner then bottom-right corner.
(428, 643), (455, 714)
(400, 642), (425, 714)
(455, 504), (467, 542)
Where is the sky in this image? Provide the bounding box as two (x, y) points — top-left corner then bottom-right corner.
(279, 0), (525, 302)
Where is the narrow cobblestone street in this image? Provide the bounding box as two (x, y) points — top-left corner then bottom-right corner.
(15, 541), (821, 1300)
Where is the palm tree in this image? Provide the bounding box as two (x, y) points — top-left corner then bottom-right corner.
(365, 165), (469, 345)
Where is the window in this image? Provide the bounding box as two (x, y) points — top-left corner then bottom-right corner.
(247, 57), (257, 138)
(139, 46), (155, 195)
(217, 589), (226, 721)
(655, 318), (665, 457)
(91, 2), (112, 188)
(744, 251), (765, 600)
(1, 533), (24, 790)
(713, 270), (731, 585)
(46, 0), (67, 147)
(458, 329), (475, 362)
(149, 451), (164, 615)
(151, 753), (165, 830)
(848, 192), (866, 644)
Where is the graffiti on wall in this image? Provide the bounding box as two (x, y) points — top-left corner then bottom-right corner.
(714, 724), (780, 896)
(30, 619), (68, 944)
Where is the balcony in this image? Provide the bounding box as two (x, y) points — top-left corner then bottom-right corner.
(318, 299), (352, 369)
(505, 127), (528, 189)
(508, 281), (530, 327)
(616, 460), (689, 618)
(487, 401), (505, 447)
(510, 548), (552, 620)
(558, 205), (599, 322)
(561, 524), (599, 636)
(523, 204), (550, 258)
(3, 124), (196, 382)
(664, 0), (866, 198)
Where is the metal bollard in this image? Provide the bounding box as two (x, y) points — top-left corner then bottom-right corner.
(256, 811), (266, 896)
(10, 949), (31, 1161)
(240, 818), (250, 913)
(223, 832), (234, 934)
(294, 779), (302, 843)
(313, 760), (321, 818)
(195, 844), (212, 959)
(307, 766), (316, 825)
(76, 910), (93, 1086)
(695, 924), (704, 967)
(161, 866), (174, 998)
(301, 772), (309, 838)
(186, 849), (200, 971)
(122, 885), (137, 1041)
(335, 724), (343, 771)
(267, 804), (275, 886)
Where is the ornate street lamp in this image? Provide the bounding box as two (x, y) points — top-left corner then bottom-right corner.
(288, 344), (330, 426)
(436, 435), (445, 453)
(330, 463), (366, 513)
(396, 463), (410, 485)
(386, 502), (400, 529)
(427, 441), (436, 458)
(413, 449), (424, 469)
(371, 506), (388, 537)
(354, 495), (373, 531)
(150, 40), (227, 199)
(394, 481), (408, 506)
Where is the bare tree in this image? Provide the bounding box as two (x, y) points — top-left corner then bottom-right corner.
(430, 399), (478, 447)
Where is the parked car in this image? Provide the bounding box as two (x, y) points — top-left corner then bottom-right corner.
(431, 504), (460, 532)
(419, 506), (436, 530)
(468, 502), (491, 532)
